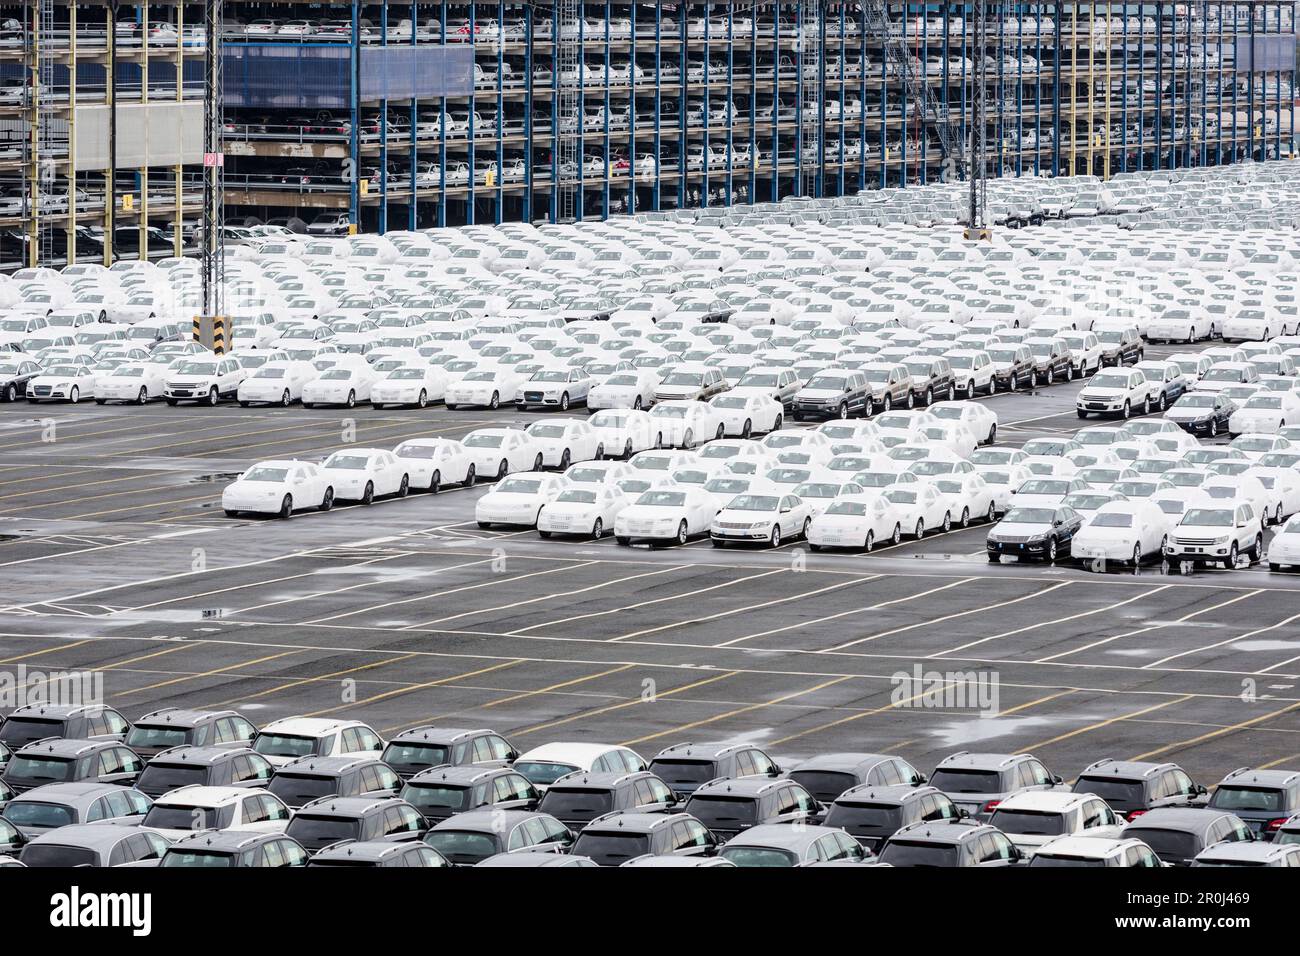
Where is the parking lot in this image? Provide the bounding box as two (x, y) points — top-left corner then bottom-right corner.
(3, 350), (1297, 787)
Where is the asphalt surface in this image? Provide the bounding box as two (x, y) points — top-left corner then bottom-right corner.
(0, 340), (1297, 786)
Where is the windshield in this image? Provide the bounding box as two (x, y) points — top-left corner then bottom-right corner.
(724, 495), (780, 512)
(635, 491), (686, 507)
(1181, 509), (1234, 527)
(879, 840), (960, 867)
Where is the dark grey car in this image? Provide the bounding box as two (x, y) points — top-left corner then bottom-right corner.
(879, 820), (1027, 867)
(1122, 807), (1255, 866)
(285, 795), (427, 855)
(423, 809), (574, 866)
(401, 766), (538, 824)
(20, 823), (170, 868)
(571, 810), (718, 865)
(2, 739), (143, 793)
(134, 745), (274, 798)
(647, 741), (782, 797)
(380, 726), (518, 780)
(929, 752), (1062, 821)
(1072, 759), (1208, 820)
(124, 707), (257, 759)
(537, 770), (679, 828)
(159, 831), (309, 868)
(1, 781), (152, 838)
(267, 755), (401, 809)
(684, 777), (821, 840)
(786, 752), (927, 807)
(719, 823), (868, 867)
(308, 839), (450, 867)
(1207, 767), (1300, 839)
(0, 704), (131, 749)
(823, 784), (965, 852)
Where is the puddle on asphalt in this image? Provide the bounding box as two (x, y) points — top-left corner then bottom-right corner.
(928, 715), (1057, 747)
(104, 609), (228, 623)
(1230, 639), (1300, 652)
(191, 473), (242, 483)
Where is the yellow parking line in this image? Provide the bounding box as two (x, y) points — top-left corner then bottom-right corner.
(620, 676), (853, 747)
(305, 659), (522, 717)
(60, 491), (221, 521)
(0, 479), (196, 514)
(208, 653), (420, 708)
(765, 678), (954, 748)
(0, 639), (95, 665)
(1018, 696), (1195, 753)
(113, 648), (303, 697)
(512, 670), (739, 737)
(380, 662), (637, 734)
(613, 574), (885, 643)
(1257, 752), (1300, 771)
(1036, 589), (1264, 663)
(1130, 700), (1300, 763)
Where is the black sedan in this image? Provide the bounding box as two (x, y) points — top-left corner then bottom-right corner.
(0, 356), (40, 402)
(1165, 392), (1236, 437)
(986, 505), (1084, 563)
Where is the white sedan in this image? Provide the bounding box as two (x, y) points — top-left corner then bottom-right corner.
(1267, 514), (1300, 571)
(614, 486), (719, 546)
(588, 408), (662, 459)
(93, 363), (166, 404)
(1229, 393), (1300, 436)
(461, 428), (545, 481)
(222, 460), (335, 518)
(648, 400), (726, 448)
(927, 400), (998, 445)
(538, 485), (630, 540)
(884, 484), (952, 537)
(302, 365), (378, 408)
(371, 366), (448, 408)
(526, 419), (605, 468)
(808, 494), (903, 552)
(709, 392), (784, 438)
(1071, 499), (1171, 567)
(26, 364), (96, 403)
(711, 492), (813, 548)
(929, 472), (997, 526)
(444, 368), (528, 410)
(237, 361), (318, 407)
(476, 473), (568, 528)
(587, 368), (660, 410)
(393, 438), (476, 492)
(319, 448), (410, 503)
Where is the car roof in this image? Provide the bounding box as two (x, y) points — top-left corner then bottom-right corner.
(548, 771), (652, 790)
(833, 784), (932, 805)
(691, 777), (788, 798)
(1196, 842), (1299, 864)
(296, 796), (404, 816)
(515, 742), (627, 763)
(147, 745), (247, 765)
(311, 840), (415, 862)
(8, 781), (129, 805)
(1035, 836), (1131, 859)
(431, 809), (548, 832)
(152, 786), (258, 808)
(1078, 759), (1174, 780)
(890, 821), (989, 844)
(260, 717), (364, 735)
(407, 766), (513, 786)
(170, 830), (283, 852)
(934, 752), (1028, 770)
(9, 703), (110, 719)
(790, 752), (895, 774)
(1217, 767), (1300, 788)
(1124, 807), (1229, 831)
(995, 790), (1094, 813)
(723, 823), (845, 851)
(15, 738), (118, 757)
(26, 823), (136, 849)
(476, 852), (593, 868)
(276, 755), (385, 775)
(580, 811), (689, 834)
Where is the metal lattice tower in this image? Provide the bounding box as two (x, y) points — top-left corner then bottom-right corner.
(555, 0), (582, 221)
(799, 3), (822, 196)
(865, 0), (965, 180)
(201, 0), (225, 319)
(30, 0), (56, 265)
(967, 0), (990, 234)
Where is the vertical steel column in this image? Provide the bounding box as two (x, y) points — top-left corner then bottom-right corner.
(524, 4), (534, 221)
(378, 2), (389, 234)
(437, 2), (447, 226)
(349, 0), (360, 228)
(495, 0), (505, 223)
(408, 0), (418, 230)
(629, 6), (637, 215)
(653, 0), (662, 211)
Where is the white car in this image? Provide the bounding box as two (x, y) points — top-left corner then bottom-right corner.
(1076, 368), (1161, 420)
(163, 356), (247, 405)
(1071, 499), (1171, 567)
(392, 438), (476, 491)
(445, 367), (529, 410)
(980, 464), (1035, 516)
(319, 448), (410, 503)
(371, 365), (448, 408)
(526, 419), (604, 468)
(222, 460), (336, 517)
(92, 362), (166, 404)
(140, 786), (292, 841)
(807, 494), (903, 551)
(696, 438), (776, 477)
(236, 360), (318, 406)
(1165, 501), (1262, 568)
(883, 483), (952, 537)
(649, 400), (725, 448)
(476, 473), (568, 529)
(709, 392), (784, 438)
(1229, 392), (1300, 436)
(461, 428), (545, 480)
(927, 400), (998, 445)
(711, 491), (813, 548)
(1267, 513), (1300, 571)
(302, 365), (379, 407)
(587, 368), (660, 410)
(252, 717), (384, 768)
(516, 367), (593, 411)
(512, 743), (645, 792)
(928, 472), (997, 526)
(989, 792), (1125, 857)
(537, 484), (629, 540)
(1012, 477), (1089, 509)
(26, 363), (97, 403)
(614, 486), (719, 546)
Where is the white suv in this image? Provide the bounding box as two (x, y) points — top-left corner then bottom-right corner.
(140, 785), (292, 840)
(1075, 367), (1161, 420)
(251, 717), (384, 768)
(1164, 501), (1262, 569)
(165, 355), (247, 405)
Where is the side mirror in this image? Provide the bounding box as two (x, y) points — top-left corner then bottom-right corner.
(1052, 774), (1063, 786)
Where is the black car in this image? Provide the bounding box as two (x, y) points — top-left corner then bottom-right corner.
(380, 726), (517, 780)
(1096, 326), (1145, 366)
(786, 753), (928, 805)
(0, 704), (132, 749)
(268, 755), (402, 809)
(537, 770), (679, 828)
(823, 785), (966, 852)
(902, 356), (958, 405)
(400, 766), (539, 824)
(571, 811), (718, 866)
(683, 777), (821, 840)
(160, 831), (310, 868)
(1207, 767), (1300, 839)
(1122, 808), (1254, 866)
(2, 739), (143, 794)
(1024, 338), (1075, 386)
(986, 504), (1085, 563)
(0, 356), (40, 401)
(285, 796), (427, 855)
(1168, 392), (1236, 437)
(1073, 759), (1208, 821)
(134, 746), (274, 798)
(124, 707), (257, 759)
(790, 369), (875, 421)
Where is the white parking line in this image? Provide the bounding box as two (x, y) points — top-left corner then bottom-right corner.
(1148, 607), (1300, 670)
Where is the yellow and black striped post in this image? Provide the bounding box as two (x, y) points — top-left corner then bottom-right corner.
(193, 315), (228, 354)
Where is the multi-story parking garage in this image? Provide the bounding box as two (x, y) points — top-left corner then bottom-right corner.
(0, 1), (1296, 262)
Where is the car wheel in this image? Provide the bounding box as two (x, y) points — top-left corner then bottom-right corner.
(881, 395), (891, 412)
(633, 395), (643, 410)
(1252, 533), (1264, 560)
(1121, 400), (1131, 419)
(1047, 537), (1058, 563)
(533, 454), (544, 471)
(1227, 541), (1239, 568)
(891, 523), (901, 545)
(864, 530), (875, 552)
(557, 449), (571, 470)
(676, 520), (689, 546)
(346, 390), (356, 408)
(683, 429), (694, 449)
(136, 386), (148, 405)
(1209, 419), (1218, 437)
(906, 391), (915, 409)
(417, 389), (428, 409)
(801, 517), (811, 540)
(397, 474), (409, 497)
(361, 481), (374, 505)
(497, 459), (509, 480)
(592, 518), (604, 540)
(1142, 397), (1151, 415)
(654, 432), (664, 449)
(986, 501), (996, 522)
(320, 487), (334, 511)
(1158, 393), (1167, 411)
(1131, 543), (1142, 567)
(429, 471), (441, 494)
(559, 392), (570, 411)
(716, 424), (725, 439)
(1046, 367), (1055, 385)
(966, 380), (975, 397)
(947, 384), (956, 401)
(486, 391), (500, 410)
(278, 494), (293, 519)
(838, 401), (849, 419)
(1065, 364), (1075, 381)
(741, 419), (752, 439)
(207, 386), (219, 406)
(960, 507), (970, 528)
(281, 389), (291, 407)
(3, 384), (14, 402)
(623, 439), (633, 458)
(463, 464), (476, 487)
(69, 386), (80, 404)
(941, 512), (952, 532)
(769, 525), (782, 548)
(1007, 374), (1017, 393)
(914, 518), (925, 539)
